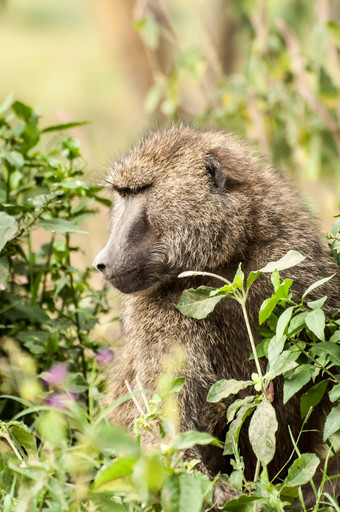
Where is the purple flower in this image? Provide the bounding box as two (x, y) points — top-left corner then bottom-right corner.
(96, 348), (115, 366)
(45, 391), (78, 409)
(41, 363), (68, 388)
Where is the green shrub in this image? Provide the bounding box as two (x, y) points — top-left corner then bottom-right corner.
(0, 95), (112, 414)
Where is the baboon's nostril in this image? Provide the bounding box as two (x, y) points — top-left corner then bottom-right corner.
(96, 262), (106, 273)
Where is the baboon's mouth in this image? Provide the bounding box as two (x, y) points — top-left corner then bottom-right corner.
(108, 265), (139, 284)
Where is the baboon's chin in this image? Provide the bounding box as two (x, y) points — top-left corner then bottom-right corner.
(109, 274), (161, 295)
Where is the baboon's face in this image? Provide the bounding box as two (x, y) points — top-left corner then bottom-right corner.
(94, 127), (251, 294)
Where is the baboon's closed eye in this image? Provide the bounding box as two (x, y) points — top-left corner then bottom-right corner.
(110, 183), (152, 198)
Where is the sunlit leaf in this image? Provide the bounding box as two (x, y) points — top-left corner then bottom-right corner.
(248, 400), (278, 465)
(259, 251), (305, 273)
(41, 121), (88, 133)
(323, 405), (340, 441)
(207, 379), (252, 403)
(38, 218), (87, 234)
(0, 212), (18, 252)
(283, 365), (314, 404)
(284, 453), (319, 487)
(305, 308), (325, 340)
(162, 473), (203, 512)
(173, 431), (220, 450)
(176, 286), (225, 319)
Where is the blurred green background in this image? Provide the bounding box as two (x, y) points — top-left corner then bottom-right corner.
(1, 0), (340, 267)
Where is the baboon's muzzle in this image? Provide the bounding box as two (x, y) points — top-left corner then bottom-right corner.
(93, 198), (159, 293)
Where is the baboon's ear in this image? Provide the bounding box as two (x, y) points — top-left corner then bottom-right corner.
(205, 149), (243, 192)
(205, 151), (226, 191)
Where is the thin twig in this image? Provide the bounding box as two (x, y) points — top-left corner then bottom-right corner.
(125, 379), (145, 415)
(136, 375), (151, 412)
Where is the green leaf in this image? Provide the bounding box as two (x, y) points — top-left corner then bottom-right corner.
(259, 279), (293, 325)
(259, 296), (279, 325)
(38, 218), (87, 234)
(305, 309), (325, 340)
(271, 270), (281, 291)
(311, 342), (340, 366)
(329, 383), (340, 403)
(323, 405), (340, 441)
(162, 473), (203, 512)
(207, 379), (252, 403)
(92, 459), (135, 489)
(37, 411), (66, 447)
(331, 217), (340, 236)
(227, 396), (255, 423)
(59, 177), (89, 190)
(276, 306), (295, 340)
(233, 263), (244, 290)
(93, 426), (140, 459)
(283, 365), (314, 404)
(330, 331), (340, 343)
(300, 380), (328, 418)
(259, 250), (305, 273)
(284, 453), (319, 487)
(307, 296), (327, 310)
(3, 150), (25, 169)
(17, 331), (49, 355)
(16, 305), (49, 324)
(224, 403), (256, 455)
(41, 121), (88, 133)
(287, 312), (307, 336)
(173, 431), (220, 450)
(133, 454), (167, 495)
(223, 494), (262, 511)
(267, 335), (286, 367)
(0, 212), (18, 252)
(7, 421), (37, 457)
(12, 100), (35, 122)
(176, 286), (225, 319)
(168, 377), (186, 393)
(248, 400), (278, 465)
(266, 350), (298, 380)
(246, 270), (261, 289)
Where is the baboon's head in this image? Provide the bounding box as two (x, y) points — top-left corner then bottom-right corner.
(94, 125), (263, 294)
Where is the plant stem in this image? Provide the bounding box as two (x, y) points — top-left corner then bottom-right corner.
(179, 270), (232, 286)
(40, 235), (54, 304)
(253, 459), (260, 482)
(239, 299), (265, 392)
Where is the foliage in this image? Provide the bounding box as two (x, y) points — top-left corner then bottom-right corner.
(0, 95), (112, 420)
(0, 360), (219, 511)
(177, 248), (340, 510)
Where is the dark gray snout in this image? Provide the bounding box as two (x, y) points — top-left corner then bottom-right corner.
(93, 197), (164, 293)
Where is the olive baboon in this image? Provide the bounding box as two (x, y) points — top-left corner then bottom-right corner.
(94, 125), (340, 506)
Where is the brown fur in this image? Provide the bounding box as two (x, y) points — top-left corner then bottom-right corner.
(95, 125), (340, 506)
